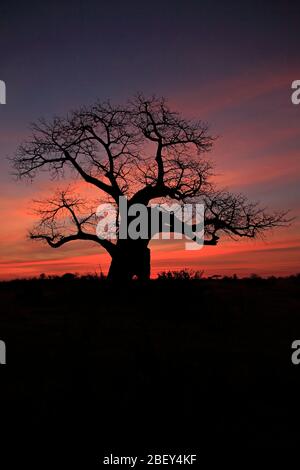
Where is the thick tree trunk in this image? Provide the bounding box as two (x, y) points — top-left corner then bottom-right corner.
(107, 240), (150, 281)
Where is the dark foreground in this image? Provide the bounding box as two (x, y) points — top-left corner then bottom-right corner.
(0, 276), (300, 464)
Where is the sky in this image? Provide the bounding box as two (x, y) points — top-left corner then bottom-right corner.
(0, 0), (299, 279)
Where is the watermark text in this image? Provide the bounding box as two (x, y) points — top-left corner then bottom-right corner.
(0, 340), (6, 364)
(0, 80), (6, 104)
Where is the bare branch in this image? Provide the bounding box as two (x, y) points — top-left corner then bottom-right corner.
(12, 94), (292, 264)
(29, 187), (116, 257)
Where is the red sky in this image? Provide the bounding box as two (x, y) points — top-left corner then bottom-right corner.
(0, 3), (299, 279)
(0, 68), (299, 280)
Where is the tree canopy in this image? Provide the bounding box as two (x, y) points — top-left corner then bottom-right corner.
(12, 94), (289, 278)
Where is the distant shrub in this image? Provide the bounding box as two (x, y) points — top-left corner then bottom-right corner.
(221, 274), (239, 281)
(249, 273), (261, 280)
(157, 269), (204, 280)
(61, 273), (78, 280)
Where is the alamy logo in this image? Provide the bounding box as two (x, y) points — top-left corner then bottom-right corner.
(0, 80), (6, 104)
(0, 340), (6, 364)
(291, 80), (300, 105)
(291, 340), (300, 365)
(96, 197), (204, 250)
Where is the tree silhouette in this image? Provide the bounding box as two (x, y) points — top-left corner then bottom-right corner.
(13, 95), (288, 280)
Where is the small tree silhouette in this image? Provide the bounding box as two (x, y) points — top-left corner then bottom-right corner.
(13, 94), (289, 281)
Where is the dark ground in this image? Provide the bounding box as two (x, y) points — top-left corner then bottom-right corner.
(0, 276), (300, 465)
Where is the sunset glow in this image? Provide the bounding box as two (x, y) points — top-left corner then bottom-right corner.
(0, 3), (299, 279)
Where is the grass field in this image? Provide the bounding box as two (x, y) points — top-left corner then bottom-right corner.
(0, 276), (300, 462)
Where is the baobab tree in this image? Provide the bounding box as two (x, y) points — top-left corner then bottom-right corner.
(13, 95), (288, 280)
